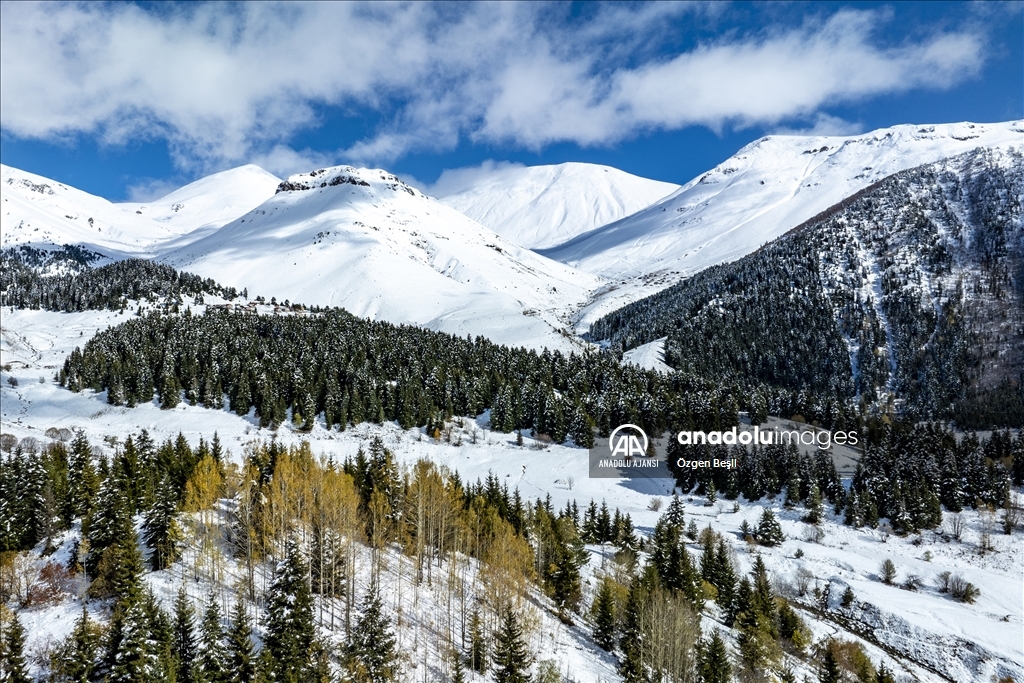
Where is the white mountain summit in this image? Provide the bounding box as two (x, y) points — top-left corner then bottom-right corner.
(161, 165), (601, 352)
(542, 120), (1024, 331)
(437, 162), (678, 249)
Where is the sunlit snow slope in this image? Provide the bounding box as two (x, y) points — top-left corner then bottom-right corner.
(542, 121), (1024, 330)
(439, 162), (678, 249)
(1, 164), (178, 257)
(119, 164), (281, 247)
(162, 166), (601, 351)
(2, 163), (282, 257)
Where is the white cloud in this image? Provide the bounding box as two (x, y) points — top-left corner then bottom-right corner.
(124, 178), (182, 203)
(246, 145), (336, 179)
(408, 160), (527, 198)
(0, 4), (987, 170)
(771, 113), (864, 137)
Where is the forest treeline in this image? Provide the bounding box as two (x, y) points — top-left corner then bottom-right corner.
(57, 306), (767, 442)
(668, 423), (1022, 535)
(0, 246), (241, 312)
(0, 429), (913, 683)
(590, 148), (1024, 429)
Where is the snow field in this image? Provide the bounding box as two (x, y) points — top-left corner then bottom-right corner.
(3, 308), (1021, 682)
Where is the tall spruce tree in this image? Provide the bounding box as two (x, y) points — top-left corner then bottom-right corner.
(107, 600), (162, 683)
(198, 594), (228, 683)
(468, 608), (487, 674)
(263, 541), (315, 682)
(343, 582), (399, 683)
(491, 607), (533, 683)
(172, 588), (199, 683)
(1, 612), (31, 683)
(697, 630), (732, 683)
(226, 598), (256, 683)
(142, 476), (181, 570)
(65, 606), (100, 683)
(591, 576), (618, 651)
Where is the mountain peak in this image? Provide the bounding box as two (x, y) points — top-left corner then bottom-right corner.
(276, 165), (421, 197)
(438, 162), (678, 249)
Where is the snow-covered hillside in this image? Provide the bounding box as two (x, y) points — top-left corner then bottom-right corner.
(161, 166), (601, 351)
(438, 163), (678, 250)
(119, 164), (281, 247)
(2, 307), (1021, 683)
(1, 165), (178, 258)
(1, 164), (281, 258)
(542, 121), (1024, 330)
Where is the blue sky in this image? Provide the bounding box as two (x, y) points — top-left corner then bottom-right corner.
(1, 1), (1020, 201)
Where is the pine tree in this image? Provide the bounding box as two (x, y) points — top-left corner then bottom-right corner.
(198, 594), (228, 683)
(591, 576), (618, 651)
(263, 541), (316, 682)
(143, 476), (182, 570)
(65, 606), (100, 683)
(818, 643), (842, 683)
(451, 654), (467, 683)
(491, 607), (533, 683)
(1, 612), (31, 683)
(226, 598), (256, 683)
(875, 661), (896, 683)
(469, 608), (487, 674)
(804, 482), (824, 524)
(343, 582), (399, 683)
(713, 538), (736, 615)
(142, 590), (175, 678)
(108, 600), (162, 683)
(173, 588), (199, 683)
(697, 630), (731, 683)
(756, 509), (785, 547)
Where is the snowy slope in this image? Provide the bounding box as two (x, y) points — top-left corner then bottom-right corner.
(1, 164), (281, 258)
(1, 164), (178, 257)
(3, 307), (1021, 683)
(541, 121), (1024, 330)
(161, 166), (602, 351)
(119, 164), (281, 247)
(439, 162), (678, 249)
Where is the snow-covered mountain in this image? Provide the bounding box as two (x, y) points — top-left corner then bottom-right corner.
(1, 164), (178, 257)
(1, 164), (281, 258)
(161, 166), (601, 351)
(542, 121), (1024, 330)
(438, 162), (678, 249)
(119, 164), (281, 247)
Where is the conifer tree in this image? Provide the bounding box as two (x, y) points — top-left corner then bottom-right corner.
(67, 431), (99, 521)
(263, 541), (315, 682)
(451, 654), (467, 683)
(804, 482), (824, 524)
(618, 573), (650, 683)
(108, 600), (162, 683)
(875, 661), (897, 683)
(225, 597), (255, 683)
(697, 630), (731, 683)
(1, 612), (31, 683)
(818, 643), (842, 683)
(713, 538), (737, 615)
(143, 476), (182, 570)
(756, 509), (785, 547)
(591, 576), (618, 651)
(65, 606), (100, 683)
(469, 608), (487, 674)
(343, 582), (399, 683)
(491, 607), (533, 683)
(173, 588), (199, 683)
(198, 594), (228, 683)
